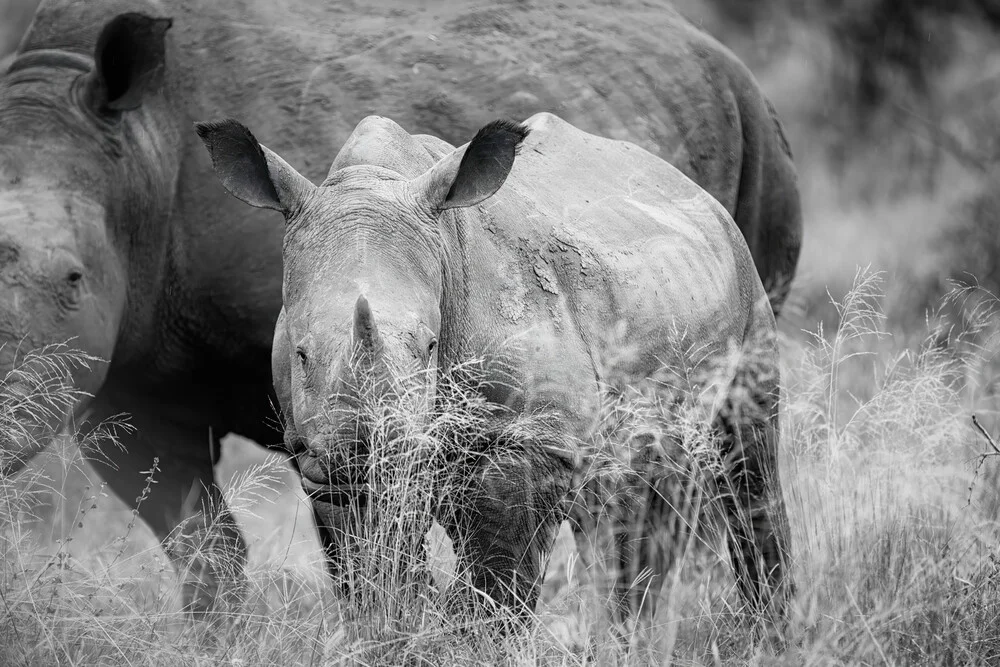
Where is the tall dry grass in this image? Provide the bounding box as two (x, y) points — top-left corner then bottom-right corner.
(775, 270), (1000, 666)
(1, 269), (998, 665)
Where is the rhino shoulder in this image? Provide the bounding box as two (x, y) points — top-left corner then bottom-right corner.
(521, 111), (583, 144)
(519, 111), (644, 165)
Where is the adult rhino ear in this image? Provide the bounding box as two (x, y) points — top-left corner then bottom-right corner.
(88, 13), (173, 112)
(195, 118), (315, 214)
(413, 119), (530, 211)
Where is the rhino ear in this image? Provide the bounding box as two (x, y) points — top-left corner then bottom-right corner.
(413, 119), (529, 211)
(195, 118), (315, 214)
(88, 13), (173, 112)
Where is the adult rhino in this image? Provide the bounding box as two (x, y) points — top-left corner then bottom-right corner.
(0, 0), (799, 615)
(196, 112), (794, 625)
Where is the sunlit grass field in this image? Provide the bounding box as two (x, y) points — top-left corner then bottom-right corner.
(2, 268), (999, 666)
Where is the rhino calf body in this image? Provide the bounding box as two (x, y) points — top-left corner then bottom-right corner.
(1, 0), (800, 621)
(198, 112), (794, 626)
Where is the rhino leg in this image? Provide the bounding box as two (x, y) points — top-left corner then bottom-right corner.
(308, 492), (434, 604)
(441, 442), (574, 622)
(275, 456), (355, 591)
(310, 503), (351, 587)
(307, 498), (367, 598)
(568, 463), (701, 640)
(87, 396), (248, 618)
(621, 476), (697, 624)
(712, 350), (793, 621)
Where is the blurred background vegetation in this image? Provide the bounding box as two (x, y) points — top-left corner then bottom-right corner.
(676, 0), (1000, 339)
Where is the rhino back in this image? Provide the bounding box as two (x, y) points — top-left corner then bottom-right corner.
(12, 0), (777, 370)
(18, 0), (767, 281)
(451, 113), (760, 376)
(164, 0), (795, 316)
(265, 0), (746, 206)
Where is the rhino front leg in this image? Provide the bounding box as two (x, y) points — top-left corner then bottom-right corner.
(87, 396), (248, 618)
(306, 497), (361, 596)
(306, 484), (433, 602)
(442, 441), (574, 621)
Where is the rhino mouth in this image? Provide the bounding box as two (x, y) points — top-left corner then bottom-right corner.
(300, 476), (368, 507)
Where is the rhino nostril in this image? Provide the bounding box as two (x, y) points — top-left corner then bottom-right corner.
(288, 436), (325, 459)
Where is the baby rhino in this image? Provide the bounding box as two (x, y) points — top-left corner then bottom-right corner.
(196, 112), (793, 627)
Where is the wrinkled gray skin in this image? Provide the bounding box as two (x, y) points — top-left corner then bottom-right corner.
(198, 112), (794, 625)
(0, 0), (799, 616)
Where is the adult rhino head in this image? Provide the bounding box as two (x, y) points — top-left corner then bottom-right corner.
(196, 117), (525, 499)
(0, 12), (177, 472)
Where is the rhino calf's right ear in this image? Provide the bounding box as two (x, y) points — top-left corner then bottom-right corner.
(194, 118), (314, 215)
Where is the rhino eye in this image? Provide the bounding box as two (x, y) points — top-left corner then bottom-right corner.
(427, 338), (437, 355)
(59, 269), (85, 309)
(296, 348), (308, 367)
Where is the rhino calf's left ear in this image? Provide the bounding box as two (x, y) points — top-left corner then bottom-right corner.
(415, 118), (530, 211)
(195, 118), (316, 215)
(89, 12), (173, 112)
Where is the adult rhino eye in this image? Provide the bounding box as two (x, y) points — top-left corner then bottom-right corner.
(296, 348), (308, 367)
(58, 269), (84, 309)
(427, 337), (438, 355)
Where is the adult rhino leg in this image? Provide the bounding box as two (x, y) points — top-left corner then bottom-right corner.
(86, 396), (248, 618)
(441, 436), (574, 622)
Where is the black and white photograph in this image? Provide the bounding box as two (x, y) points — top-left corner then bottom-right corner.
(0, 1), (997, 664)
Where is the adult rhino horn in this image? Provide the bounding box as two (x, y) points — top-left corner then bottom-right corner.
(352, 295), (382, 356)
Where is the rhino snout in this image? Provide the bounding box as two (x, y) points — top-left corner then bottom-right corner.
(0, 389), (58, 477)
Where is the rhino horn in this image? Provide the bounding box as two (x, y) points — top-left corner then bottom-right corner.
(352, 295), (382, 356)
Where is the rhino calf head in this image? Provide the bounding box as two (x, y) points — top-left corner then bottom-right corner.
(196, 116), (528, 496)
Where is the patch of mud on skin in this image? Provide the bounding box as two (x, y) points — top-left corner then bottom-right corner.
(532, 254), (560, 295)
(498, 285), (526, 322)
